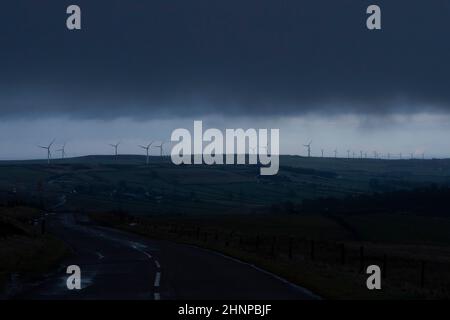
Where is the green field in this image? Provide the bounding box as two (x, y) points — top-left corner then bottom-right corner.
(1, 155), (450, 215)
(90, 212), (450, 299)
(2, 155), (450, 299)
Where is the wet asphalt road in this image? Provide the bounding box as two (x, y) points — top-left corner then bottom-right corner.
(18, 213), (318, 300)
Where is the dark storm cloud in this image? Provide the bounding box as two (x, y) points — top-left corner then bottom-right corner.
(1, 0), (450, 119)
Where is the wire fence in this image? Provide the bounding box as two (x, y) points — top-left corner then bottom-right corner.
(128, 218), (450, 297)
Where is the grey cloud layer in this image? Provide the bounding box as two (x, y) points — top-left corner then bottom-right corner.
(1, 0), (450, 119)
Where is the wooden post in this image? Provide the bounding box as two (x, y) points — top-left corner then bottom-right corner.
(288, 237), (293, 260)
(359, 246), (365, 273)
(271, 236), (276, 257)
(41, 219), (46, 235)
(340, 243), (346, 265)
(420, 260), (426, 288)
(226, 231), (234, 247)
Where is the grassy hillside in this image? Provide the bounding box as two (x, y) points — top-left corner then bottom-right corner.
(1, 155), (450, 215)
(0, 206), (68, 297)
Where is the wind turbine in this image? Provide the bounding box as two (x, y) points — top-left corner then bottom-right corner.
(387, 152), (391, 160)
(360, 151), (363, 159)
(347, 150), (350, 159)
(399, 153), (403, 160)
(303, 141), (312, 157)
(373, 151), (378, 159)
(410, 152), (414, 159)
(154, 141), (165, 157)
(56, 143), (66, 160)
(38, 139), (55, 165)
(334, 149), (338, 158)
(139, 141), (154, 165)
(109, 142), (120, 159)
(321, 149), (324, 158)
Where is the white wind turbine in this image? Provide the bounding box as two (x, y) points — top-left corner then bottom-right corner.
(56, 143), (66, 159)
(109, 142), (120, 159)
(303, 141), (312, 157)
(154, 141), (165, 157)
(139, 141), (154, 165)
(38, 139), (55, 165)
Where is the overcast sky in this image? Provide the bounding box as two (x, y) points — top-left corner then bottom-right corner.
(1, 0), (450, 159)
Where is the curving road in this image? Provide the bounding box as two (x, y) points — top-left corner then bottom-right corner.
(18, 213), (318, 300)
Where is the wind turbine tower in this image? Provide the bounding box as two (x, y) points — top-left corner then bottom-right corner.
(139, 141), (153, 165)
(303, 141), (312, 157)
(38, 139), (55, 165)
(109, 142), (120, 159)
(154, 141), (165, 157)
(56, 143), (66, 160)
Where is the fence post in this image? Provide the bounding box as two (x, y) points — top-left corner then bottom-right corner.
(310, 240), (315, 261)
(288, 237), (293, 260)
(41, 219), (46, 235)
(359, 246), (365, 273)
(271, 236), (277, 257)
(340, 243), (346, 265)
(420, 260), (426, 288)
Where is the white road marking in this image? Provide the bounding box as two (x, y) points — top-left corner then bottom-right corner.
(134, 248), (152, 259)
(154, 272), (161, 287)
(187, 244), (321, 300)
(154, 260), (160, 268)
(154, 293), (161, 300)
